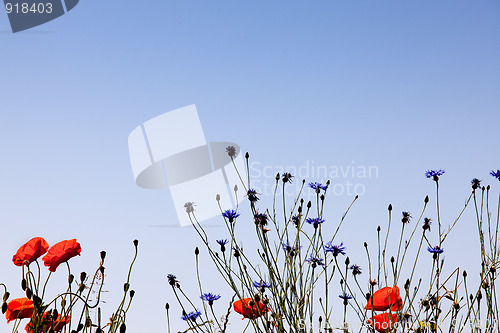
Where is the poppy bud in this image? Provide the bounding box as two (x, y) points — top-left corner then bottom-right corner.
(320, 194), (325, 201)
(275, 173), (280, 181)
(326, 180), (330, 186)
(100, 251), (106, 260)
(216, 194), (220, 201)
(390, 256), (395, 263)
(463, 270), (467, 278)
(129, 290), (135, 298)
(234, 185), (238, 192)
(298, 206), (302, 213)
(124, 283), (130, 292)
(377, 226), (381, 232)
(364, 242), (368, 248)
(195, 247), (199, 255)
(319, 316), (323, 323)
(477, 291), (482, 301)
(21, 278), (27, 291)
(307, 201), (311, 209)
(61, 299), (66, 308)
(80, 272), (87, 282)
(120, 323), (126, 333)
(388, 204), (392, 211)
(453, 302), (460, 311)
(68, 274), (74, 284)
(52, 308), (58, 318)
(26, 288), (32, 299)
(77, 323), (84, 331)
(245, 152), (249, 159)
(33, 295), (42, 307)
(345, 257), (350, 266)
(133, 239), (139, 247)
(3, 292), (9, 302)
(78, 283), (85, 293)
(424, 195), (429, 203)
(254, 294), (260, 302)
(487, 185), (490, 190)
(365, 293), (371, 300)
(1, 302), (7, 314)
(404, 279), (410, 290)
(165, 303), (170, 310)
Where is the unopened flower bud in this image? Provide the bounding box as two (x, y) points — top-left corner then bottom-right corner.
(133, 239), (139, 247)
(124, 283), (130, 292)
(1, 302), (7, 314)
(195, 247), (199, 255)
(26, 288), (32, 299)
(100, 251), (106, 260)
(2, 292), (9, 302)
(80, 272), (87, 282)
(216, 194), (220, 201)
(245, 152), (249, 159)
(21, 279), (27, 291)
(120, 323), (126, 333)
(424, 195), (429, 203)
(68, 274), (74, 284)
(129, 290), (135, 298)
(388, 204), (392, 211)
(165, 303), (170, 310)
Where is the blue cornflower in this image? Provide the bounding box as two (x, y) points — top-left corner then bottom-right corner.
(305, 217), (325, 228)
(427, 246), (444, 254)
(222, 209), (240, 222)
(167, 274), (178, 287)
(490, 170), (500, 181)
(350, 264), (362, 276)
(471, 178), (482, 190)
(282, 243), (300, 257)
(309, 182), (328, 191)
(181, 310), (202, 321)
(254, 213), (268, 226)
(247, 189), (259, 203)
(324, 242), (346, 257)
(253, 281), (271, 289)
(226, 145), (236, 158)
(425, 169), (445, 181)
(282, 172), (294, 183)
(291, 214), (301, 227)
(201, 293), (221, 305)
(423, 218), (432, 232)
(401, 211), (412, 224)
(216, 239), (229, 252)
(339, 293), (353, 300)
(304, 254), (324, 267)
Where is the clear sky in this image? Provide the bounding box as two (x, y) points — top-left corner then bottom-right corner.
(0, 0), (499, 331)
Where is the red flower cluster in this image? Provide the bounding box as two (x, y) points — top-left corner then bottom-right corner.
(233, 298), (269, 320)
(5, 298), (34, 323)
(365, 286), (402, 332)
(25, 312), (70, 333)
(12, 237), (81, 272)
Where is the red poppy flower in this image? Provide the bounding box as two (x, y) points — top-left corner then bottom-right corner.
(25, 312), (70, 333)
(233, 298), (268, 319)
(5, 298), (34, 323)
(367, 313), (398, 332)
(12, 237), (49, 266)
(42, 239), (81, 272)
(365, 286), (402, 312)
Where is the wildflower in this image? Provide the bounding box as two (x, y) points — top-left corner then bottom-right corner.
(308, 182), (328, 192)
(365, 286), (403, 311)
(233, 298), (268, 319)
(490, 170), (500, 181)
(25, 312), (70, 333)
(282, 172), (294, 183)
(291, 214), (301, 227)
(254, 213), (268, 226)
(184, 202), (195, 213)
(222, 209), (240, 222)
(305, 254), (325, 267)
(201, 293), (221, 306)
(350, 264), (362, 276)
(401, 211), (412, 224)
(216, 239), (229, 252)
(167, 274), (178, 286)
(339, 293), (353, 305)
(181, 310), (201, 321)
(367, 313), (398, 333)
(471, 178), (482, 190)
(425, 169), (445, 181)
(12, 237), (49, 266)
(422, 218), (432, 231)
(42, 239), (81, 272)
(282, 243), (300, 257)
(225, 146), (236, 158)
(5, 298), (34, 323)
(324, 242), (346, 257)
(253, 281), (271, 291)
(305, 217), (325, 228)
(427, 246), (444, 254)
(246, 189), (259, 203)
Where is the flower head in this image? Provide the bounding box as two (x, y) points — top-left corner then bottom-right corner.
(308, 182), (328, 192)
(42, 239), (81, 272)
(246, 189), (259, 203)
(282, 172), (294, 183)
(282, 243), (300, 257)
(471, 178), (482, 190)
(291, 214), (301, 227)
(425, 169), (445, 181)
(167, 274), (178, 286)
(5, 298), (34, 323)
(216, 239), (229, 252)
(233, 298), (268, 319)
(350, 264), (362, 276)
(324, 242), (346, 257)
(490, 170), (500, 181)
(427, 246), (444, 254)
(367, 313), (399, 333)
(339, 293), (353, 305)
(401, 211), (412, 224)
(225, 146), (236, 158)
(222, 209), (240, 222)
(305, 217), (325, 229)
(184, 202), (195, 213)
(254, 213), (268, 226)
(305, 254), (324, 267)
(422, 218), (432, 231)
(253, 281), (271, 289)
(365, 286), (403, 312)
(12, 237), (49, 267)
(201, 293), (221, 306)
(25, 312), (70, 333)
(181, 310), (201, 321)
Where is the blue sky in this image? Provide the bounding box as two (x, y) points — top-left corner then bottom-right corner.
(0, 0), (499, 331)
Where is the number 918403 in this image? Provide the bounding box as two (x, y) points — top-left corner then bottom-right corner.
(5, 2), (53, 14)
